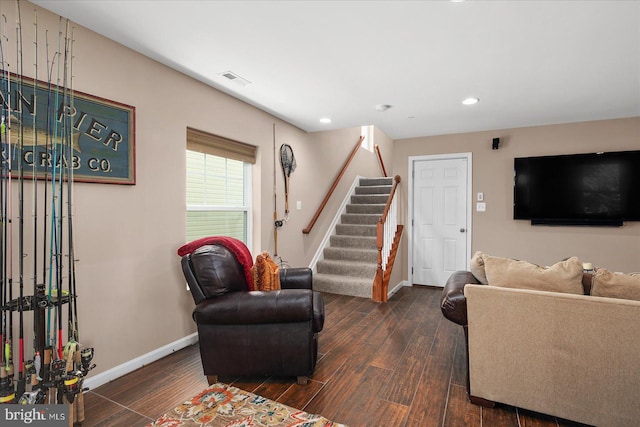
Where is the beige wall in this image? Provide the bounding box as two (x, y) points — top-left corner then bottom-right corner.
(393, 117), (640, 280)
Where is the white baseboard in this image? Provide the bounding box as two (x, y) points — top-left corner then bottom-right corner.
(388, 280), (410, 298)
(83, 332), (198, 391)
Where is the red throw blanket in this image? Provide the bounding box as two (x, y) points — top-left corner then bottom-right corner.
(177, 236), (255, 290)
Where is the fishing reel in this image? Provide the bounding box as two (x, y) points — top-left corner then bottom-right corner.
(49, 359), (66, 382)
(17, 388), (46, 404)
(61, 374), (82, 403)
(0, 373), (13, 391)
(0, 387), (16, 404)
(274, 211), (290, 228)
(80, 347), (96, 375)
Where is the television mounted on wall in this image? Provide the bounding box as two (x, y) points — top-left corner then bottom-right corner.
(513, 150), (640, 226)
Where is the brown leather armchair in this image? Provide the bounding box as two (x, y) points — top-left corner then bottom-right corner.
(180, 241), (324, 385)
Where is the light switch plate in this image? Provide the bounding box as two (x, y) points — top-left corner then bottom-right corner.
(477, 192), (484, 201)
(476, 202), (486, 212)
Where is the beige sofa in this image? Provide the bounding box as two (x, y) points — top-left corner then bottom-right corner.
(441, 254), (640, 427)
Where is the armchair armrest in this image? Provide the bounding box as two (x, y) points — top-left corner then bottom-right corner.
(440, 271), (481, 326)
(313, 291), (325, 332)
(193, 289), (316, 326)
(280, 267), (313, 290)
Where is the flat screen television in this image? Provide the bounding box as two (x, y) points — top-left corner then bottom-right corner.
(513, 150), (640, 226)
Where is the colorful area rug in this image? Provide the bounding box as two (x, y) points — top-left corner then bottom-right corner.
(147, 382), (349, 427)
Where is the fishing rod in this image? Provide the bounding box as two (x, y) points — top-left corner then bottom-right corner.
(47, 16), (62, 364)
(43, 28), (54, 356)
(41, 29), (56, 401)
(55, 18), (69, 363)
(44, 16), (66, 404)
(5, 13), (14, 398)
(16, 0), (27, 400)
(66, 26), (78, 345)
(0, 12), (10, 403)
(272, 123), (280, 257)
(29, 9), (45, 394)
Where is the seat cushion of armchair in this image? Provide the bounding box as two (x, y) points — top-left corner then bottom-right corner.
(193, 289), (324, 332)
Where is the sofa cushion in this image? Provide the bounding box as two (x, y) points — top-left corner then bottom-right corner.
(483, 255), (584, 294)
(591, 268), (640, 301)
(469, 251), (489, 284)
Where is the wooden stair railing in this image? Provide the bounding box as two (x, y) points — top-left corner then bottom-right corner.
(374, 144), (388, 177)
(303, 136), (364, 234)
(373, 175), (402, 303)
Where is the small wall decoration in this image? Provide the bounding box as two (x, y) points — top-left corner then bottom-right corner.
(1, 74), (136, 185)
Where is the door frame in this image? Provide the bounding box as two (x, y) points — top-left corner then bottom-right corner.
(408, 152), (473, 286)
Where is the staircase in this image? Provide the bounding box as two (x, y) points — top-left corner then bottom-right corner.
(313, 177), (393, 298)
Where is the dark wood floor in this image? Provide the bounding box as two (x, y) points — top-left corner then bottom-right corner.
(82, 285), (590, 426)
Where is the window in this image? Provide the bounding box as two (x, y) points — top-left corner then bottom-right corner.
(186, 128), (256, 244)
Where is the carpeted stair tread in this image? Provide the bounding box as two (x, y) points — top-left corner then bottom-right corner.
(313, 273), (373, 298)
(359, 177), (393, 187)
(330, 234), (377, 249)
(323, 247), (377, 262)
(355, 185), (393, 195)
(346, 204), (385, 214)
(351, 194), (389, 204)
(335, 223), (377, 237)
(341, 213), (380, 225)
(317, 259), (377, 277)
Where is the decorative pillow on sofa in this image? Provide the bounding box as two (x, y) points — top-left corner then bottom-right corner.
(591, 268), (640, 301)
(483, 254), (584, 294)
(250, 252), (281, 291)
(469, 251), (489, 284)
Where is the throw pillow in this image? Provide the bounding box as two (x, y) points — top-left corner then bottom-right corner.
(483, 254), (584, 294)
(469, 251), (488, 284)
(591, 268), (640, 301)
(250, 252), (281, 291)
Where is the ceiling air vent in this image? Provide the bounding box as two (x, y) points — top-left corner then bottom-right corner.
(219, 71), (251, 87)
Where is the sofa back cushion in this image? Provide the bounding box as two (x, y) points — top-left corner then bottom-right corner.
(591, 268), (640, 301)
(483, 255), (584, 295)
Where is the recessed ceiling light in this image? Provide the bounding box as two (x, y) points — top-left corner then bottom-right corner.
(462, 97), (479, 105)
(319, 118), (332, 124)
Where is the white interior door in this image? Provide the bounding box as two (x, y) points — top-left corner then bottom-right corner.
(412, 156), (469, 286)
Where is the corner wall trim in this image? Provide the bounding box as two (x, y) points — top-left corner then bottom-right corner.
(83, 332), (198, 391)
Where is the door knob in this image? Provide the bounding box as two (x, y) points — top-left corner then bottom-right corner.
(460, 228), (466, 233)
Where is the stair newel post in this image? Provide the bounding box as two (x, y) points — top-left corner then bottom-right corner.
(373, 220), (384, 302)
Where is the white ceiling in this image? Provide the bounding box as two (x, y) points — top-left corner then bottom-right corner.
(32, 0), (640, 140)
